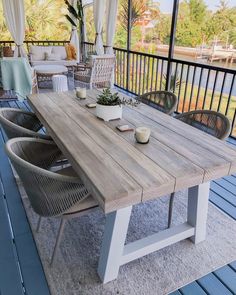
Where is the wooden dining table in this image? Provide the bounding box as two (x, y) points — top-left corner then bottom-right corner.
(28, 89), (236, 284)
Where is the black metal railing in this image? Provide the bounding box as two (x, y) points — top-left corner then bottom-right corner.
(1, 40), (235, 137)
(0, 40), (69, 52)
(83, 41), (236, 137)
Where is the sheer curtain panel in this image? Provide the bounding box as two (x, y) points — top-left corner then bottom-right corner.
(2, 0), (26, 57)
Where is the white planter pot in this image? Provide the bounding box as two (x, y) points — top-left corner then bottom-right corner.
(96, 104), (122, 121)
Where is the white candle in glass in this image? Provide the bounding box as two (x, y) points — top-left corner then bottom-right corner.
(76, 87), (86, 99)
(135, 127), (151, 143)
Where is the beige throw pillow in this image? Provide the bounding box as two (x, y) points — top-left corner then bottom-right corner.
(45, 52), (61, 61)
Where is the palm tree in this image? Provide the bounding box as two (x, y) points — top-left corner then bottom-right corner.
(119, 0), (147, 31)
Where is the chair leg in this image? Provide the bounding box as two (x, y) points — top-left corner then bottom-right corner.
(168, 193), (175, 228)
(36, 216), (42, 233)
(50, 218), (66, 267)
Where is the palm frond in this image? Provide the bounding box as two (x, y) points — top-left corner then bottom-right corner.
(65, 15), (77, 27)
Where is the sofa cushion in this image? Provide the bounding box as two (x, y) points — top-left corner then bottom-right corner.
(45, 52), (61, 61)
(30, 46), (52, 61)
(52, 46), (67, 60)
(31, 60), (77, 67)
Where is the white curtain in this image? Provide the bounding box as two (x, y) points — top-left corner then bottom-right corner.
(70, 0), (80, 62)
(2, 0), (26, 57)
(93, 0), (106, 55)
(105, 0), (118, 54)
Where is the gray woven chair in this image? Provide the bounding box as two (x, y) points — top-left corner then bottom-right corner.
(0, 108), (51, 140)
(138, 91), (178, 115)
(5, 137), (98, 265)
(168, 110), (231, 228)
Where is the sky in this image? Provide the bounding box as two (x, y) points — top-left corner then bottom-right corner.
(158, 0), (236, 13)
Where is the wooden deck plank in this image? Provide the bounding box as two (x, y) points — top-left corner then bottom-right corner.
(209, 191), (236, 219)
(211, 182), (236, 206)
(223, 175), (236, 186)
(179, 281), (207, 295)
(215, 178), (236, 194)
(0, 127), (50, 295)
(0, 178), (24, 295)
(197, 273), (233, 295)
(169, 291), (182, 295)
(229, 261), (236, 271)
(0, 237), (24, 295)
(0, 130), (32, 236)
(214, 266), (236, 294)
(15, 232), (51, 295)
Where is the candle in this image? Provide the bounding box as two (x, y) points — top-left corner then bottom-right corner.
(76, 87), (86, 99)
(135, 127), (151, 143)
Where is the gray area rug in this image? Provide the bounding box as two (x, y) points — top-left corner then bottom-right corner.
(17, 177), (236, 295)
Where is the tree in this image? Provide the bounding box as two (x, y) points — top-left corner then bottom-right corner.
(119, 0), (147, 31)
(189, 0), (207, 24)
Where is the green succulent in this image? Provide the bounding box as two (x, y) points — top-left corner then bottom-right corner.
(97, 89), (122, 106)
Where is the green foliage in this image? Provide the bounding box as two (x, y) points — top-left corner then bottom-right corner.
(64, 0), (84, 27)
(119, 0), (146, 31)
(189, 0), (207, 24)
(97, 89), (140, 107)
(97, 89), (122, 106)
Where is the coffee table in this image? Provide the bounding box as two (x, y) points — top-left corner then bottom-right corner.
(34, 65), (68, 87)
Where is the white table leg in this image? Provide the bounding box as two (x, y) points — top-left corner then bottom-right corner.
(97, 206), (132, 284)
(187, 182), (210, 244)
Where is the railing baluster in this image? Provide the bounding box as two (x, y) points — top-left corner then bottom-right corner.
(226, 74), (235, 116)
(131, 53), (134, 93)
(177, 63), (184, 112)
(188, 66), (196, 111)
(154, 59), (159, 91)
(203, 69), (211, 109)
(150, 57), (154, 91)
(138, 55), (142, 95)
(142, 55), (147, 94)
(173, 62), (178, 94)
(122, 51), (125, 89)
(182, 65), (190, 113)
(135, 54), (139, 94)
(146, 56), (151, 92)
(160, 60), (164, 91)
(210, 70), (219, 110)
(231, 109), (236, 136)
(217, 72), (227, 112)
(195, 68), (203, 110)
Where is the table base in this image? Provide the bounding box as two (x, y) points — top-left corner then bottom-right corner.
(98, 182), (210, 283)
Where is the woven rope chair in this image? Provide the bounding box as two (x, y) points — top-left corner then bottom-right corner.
(74, 55), (116, 89)
(138, 91), (178, 115)
(5, 137), (98, 265)
(168, 110), (231, 228)
(0, 108), (51, 140)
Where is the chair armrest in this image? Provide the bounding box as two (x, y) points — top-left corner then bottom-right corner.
(75, 63), (91, 71)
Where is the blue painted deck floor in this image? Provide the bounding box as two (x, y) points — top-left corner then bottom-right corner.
(0, 99), (236, 295)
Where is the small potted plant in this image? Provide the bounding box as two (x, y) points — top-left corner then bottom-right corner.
(96, 88), (123, 121)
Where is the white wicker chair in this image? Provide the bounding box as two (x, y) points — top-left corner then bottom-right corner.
(74, 55), (116, 89)
(5, 137), (98, 265)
